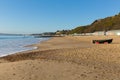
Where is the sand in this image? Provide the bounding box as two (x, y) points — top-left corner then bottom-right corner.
(0, 36), (120, 80)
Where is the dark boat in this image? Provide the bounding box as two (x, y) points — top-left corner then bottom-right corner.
(93, 39), (113, 44)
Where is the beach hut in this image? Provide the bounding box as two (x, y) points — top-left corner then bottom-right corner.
(85, 33), (93, 36)
(93, 31), (105, 36)
(107, 30), (120, 36)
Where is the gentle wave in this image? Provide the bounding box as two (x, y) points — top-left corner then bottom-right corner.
(0, 35), (49, 57)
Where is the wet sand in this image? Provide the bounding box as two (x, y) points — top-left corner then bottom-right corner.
(0, 36), (120, 80)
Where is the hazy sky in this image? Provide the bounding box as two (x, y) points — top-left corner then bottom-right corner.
(0, 0), (120, 34)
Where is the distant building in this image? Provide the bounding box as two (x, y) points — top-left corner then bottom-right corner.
(107, 30), (120, 36)
(92, 30), (120, 36)
(93, 31), (105, 35)
(71, 30), (120, 36)
(85, 33), (93, 36)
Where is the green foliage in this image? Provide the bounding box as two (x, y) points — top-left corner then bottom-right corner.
(69, 13), (120, 34)
(69, 26), (88, 34)
(56, 13), (120, 34)
(56, 30), (70, 35)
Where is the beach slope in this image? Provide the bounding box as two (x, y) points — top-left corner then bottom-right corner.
(0, 36), (120, 80)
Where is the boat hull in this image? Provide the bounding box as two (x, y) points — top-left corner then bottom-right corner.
(93, 39), (113, 44)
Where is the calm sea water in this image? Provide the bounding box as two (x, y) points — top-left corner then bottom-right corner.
(0, 35), (48, 57)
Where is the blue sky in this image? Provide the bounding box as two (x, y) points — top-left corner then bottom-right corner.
(0, 0), (120, 34)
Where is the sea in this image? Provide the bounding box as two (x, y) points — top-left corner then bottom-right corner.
(0, 35), (48, 57)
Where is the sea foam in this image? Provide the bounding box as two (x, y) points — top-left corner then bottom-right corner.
(0, 35), (48, 57)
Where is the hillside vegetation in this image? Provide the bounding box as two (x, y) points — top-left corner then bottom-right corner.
(68, 13), (120, 34)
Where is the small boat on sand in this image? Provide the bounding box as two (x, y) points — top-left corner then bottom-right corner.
(93, 39), (113, 44)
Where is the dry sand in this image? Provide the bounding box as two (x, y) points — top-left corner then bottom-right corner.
(0, 36), (120, 80)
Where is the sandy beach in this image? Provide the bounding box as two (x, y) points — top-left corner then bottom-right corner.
(0, 36), (120, 80)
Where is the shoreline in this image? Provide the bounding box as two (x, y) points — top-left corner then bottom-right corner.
(0, 36), (93, 61)
(0, 37), (50, 57)
(0, 36), (120, 80)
